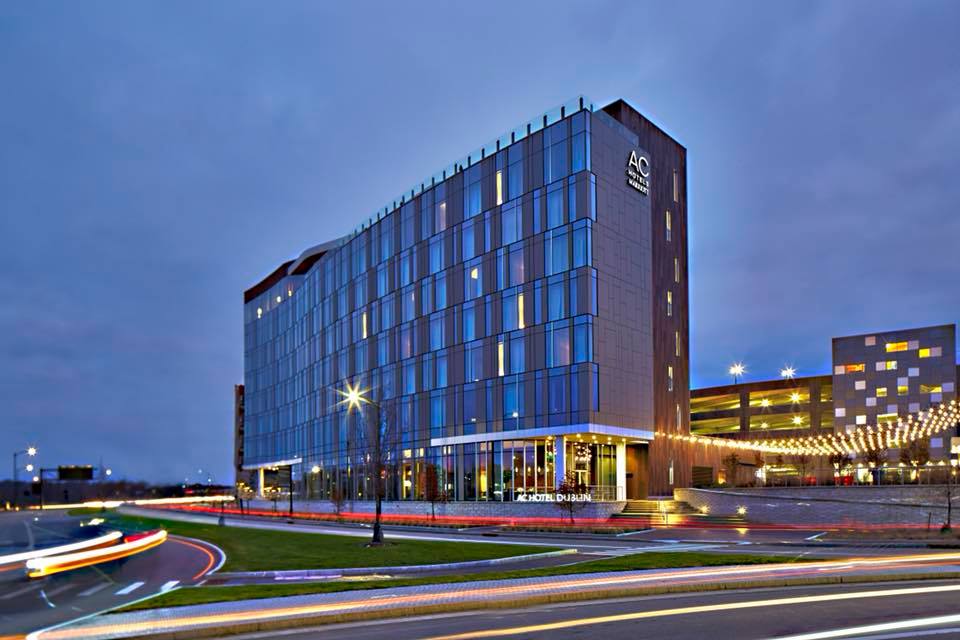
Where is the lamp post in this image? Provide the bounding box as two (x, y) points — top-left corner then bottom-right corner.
(729, 363), (745, 384)
(341, 382), (388, 545)
(780, 366), (796, 379)
(12, 447), (37, 509)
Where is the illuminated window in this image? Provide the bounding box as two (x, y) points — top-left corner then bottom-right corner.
(931, 346), (943, 357)
(876, 387), (888, 397)
(666, 291), (673, 317)
(673, 170), (679, 203)
(875, 360), (896, 371)
(675, 330), (680, 357)
(668, 365), (674, 391)
(854, 380), (865, 391)
(919, 348), (931, 358)
(908, 367), (919, 377)
(866, 397), (876, 407)
(897, 385), (908, 396)
(674, 257), (680, 283)
(920, 384), (942, 394)
(909, 402), (920, 412)
(844, 363), (865, 373)
(517, 293), (525, 329)
(865, 336), (876, 346)
(878, 412), (897, 422)
(856, 415), (867, 425)
(835, 407), (845, 417)
(885, 341), (908, 352)
(362, 312), (368, 339)
(665, 210), (672, 241)
(495, 170), (504, 206)
(497, 340), (505, 377)
(256, 307), (262, 319)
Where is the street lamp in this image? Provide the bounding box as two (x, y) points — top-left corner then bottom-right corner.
(729, 362), (745, 384)
(780, 366), (796, 379)
(12, 446), (37, 509)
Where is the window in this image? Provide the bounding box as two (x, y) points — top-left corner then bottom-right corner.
(545, 229), (569, 275)
(908, 367), (919, 377)
(548, 371), (567, 415)
(666, 291), (673, 317)
(436, 351), (448, 386)
(897, 385), (908, 396)
(435, 272), (447, 309)
(497, 340), (505, 376)
(510, 334), (525, 374)
(866, 397), (876, 407)
(462, 304), (477, 341)
(908, 402), (920, 413)
(572, 222), (590, 267)
(495, 170), (504, 206)
(835, 408), (846, 417)
(465, 262), (482, 299)
(508, 145), (523, 200)
(502, 203), (520, 246)
(429, 237), (444, 274)
(885, 341), (908, 352)
(546, 185), (564, 228)
(546, 323), (570, 367)
(667, 365), (674, 391)
(674, 257), (680, 283)
(464, 342), (483, 382)
(843, 363), (865, 373)
(856, 415), (867, 425)
(865, 336), (876, 346)
(673, 170), (679, 203)
(502, 290), (522, 332)
(876, 360), (897, 371)
(919, 348), (931, 358)
(436, 200), (447, 232)
(508, 245), (524, 286)
(921, 384), (942, 394)
(548, 279), (565, 321)
(463, 164), (482, 218)
(855, 380), (866, 390)
(665, 210), (672, 242)
(876, 387), (888, 397)
(361, 312), (368, 339)
(675, 330), (680, 357)
(517, 293), (525, 329)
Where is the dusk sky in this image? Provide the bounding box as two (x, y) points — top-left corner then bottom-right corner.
(2, 2), (957, 483)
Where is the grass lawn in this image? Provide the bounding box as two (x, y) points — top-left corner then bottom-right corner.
(117, 551), (804, 612)
(101, 513), (554, 572)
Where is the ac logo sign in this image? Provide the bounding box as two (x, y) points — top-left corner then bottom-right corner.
(626, 150), (650, 195)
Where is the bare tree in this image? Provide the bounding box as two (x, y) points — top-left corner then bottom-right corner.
(353, 393), (398, 545)
(329, 484), (346, 520)
(423, 463), (448, 521)
(828, 452), (852, 486)
(722, 453), (740, 487)
(900, 439), (931, 484)
(863, 446), (888, 485)
(554, 471), (588, 524)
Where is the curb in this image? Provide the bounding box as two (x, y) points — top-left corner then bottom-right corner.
(99, 571), (960, 640)
(215, 548), (578, 581)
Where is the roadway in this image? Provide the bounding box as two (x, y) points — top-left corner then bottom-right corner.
(219, 579), (960, 639)
(0, 510), (222, 638)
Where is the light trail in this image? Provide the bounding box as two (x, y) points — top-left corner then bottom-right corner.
(424, 584), (960, 639)
(36, 495), (233, 511)
(26, 530), (167, 578)
(771, 612), (960, 639)
(0, 531), (122, 567)
(30, 552), (960, 639)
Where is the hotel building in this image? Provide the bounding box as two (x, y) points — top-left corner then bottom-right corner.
(240, 97), (690, 504)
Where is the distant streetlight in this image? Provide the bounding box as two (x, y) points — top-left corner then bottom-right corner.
(780, 366), (796, 379)
(25, 464), (33, 473)
(105, 468), (112, 477)
(729, 362), (745, 384)
(311, 465), (320, 474)
(11, 446), (38, 509)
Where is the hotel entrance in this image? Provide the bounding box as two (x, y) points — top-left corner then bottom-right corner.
(564, 439), (621, 501)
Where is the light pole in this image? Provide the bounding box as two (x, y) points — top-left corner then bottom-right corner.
(729, 363), (745, 385)
(341, 382), (387, 545)
(12, 447), (37, 509)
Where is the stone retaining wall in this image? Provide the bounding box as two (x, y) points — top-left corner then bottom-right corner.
(246, 498), (626, 520)
(675, 485), (958, 526)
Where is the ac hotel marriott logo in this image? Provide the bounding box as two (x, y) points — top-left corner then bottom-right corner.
(626, 150), (650, 195)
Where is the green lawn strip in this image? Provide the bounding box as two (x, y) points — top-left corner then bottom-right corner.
(101, 513), (553, 572)
(115, 551), (802, 612)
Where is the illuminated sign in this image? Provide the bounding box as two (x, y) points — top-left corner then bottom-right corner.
(626, 150), (650, 195)
(515, 493), (593, 503)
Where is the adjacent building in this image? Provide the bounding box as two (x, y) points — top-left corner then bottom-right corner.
(691, 324), (959, 483)
(240, 97), (690, 505)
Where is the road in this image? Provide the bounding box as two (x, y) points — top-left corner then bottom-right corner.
(217, 579), (960, 639)
(33, 549), (960, 639)
(0, 510), (222, 638)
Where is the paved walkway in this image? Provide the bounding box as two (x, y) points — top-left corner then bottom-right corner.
(30, 551), (960, 639)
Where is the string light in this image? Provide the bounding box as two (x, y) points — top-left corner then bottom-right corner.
(660, 399), (959, 457)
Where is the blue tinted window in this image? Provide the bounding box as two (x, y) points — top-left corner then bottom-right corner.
(546, 185), (563, 228)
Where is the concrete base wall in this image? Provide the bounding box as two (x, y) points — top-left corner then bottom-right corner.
(675, 485), (959, 526)
(246, 498), (627, 520)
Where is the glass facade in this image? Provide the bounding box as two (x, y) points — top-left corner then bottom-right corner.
(243, 107), (629, 502)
